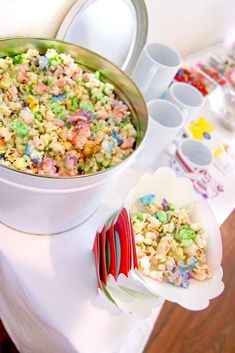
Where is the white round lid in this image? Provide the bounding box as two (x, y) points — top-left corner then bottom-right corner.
(56, 0), (148, 74)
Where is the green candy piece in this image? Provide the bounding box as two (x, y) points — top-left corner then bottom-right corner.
(50, 102), (62, 115)
(119, 116), (130, 127)
(91, 121), (106, 133)
(100, 96), (109, 105)
(84, 159), (95, 172)
(80, 100), (94, 111)
(156, 210), (167, 223)
(63, 85), (70, 93)
(101, 159), (110, 168)
(13, 119), (20, 130)
(22, 136), (28, 144)
(27, 86), (33, 94)
(168, 203), (175, 211)
(70, 96), (79, 111)
(175, 225), (196, 241)
(66, 122), (72, 129)
(136, 213), (144, 222)
(181, 239), (194, 247)
(34, 113), (42, 121)
(47, 147), (53, 153)
(13, 54), (25, 65)
(49, 57), (61, 69)
(77, 162), (84, 170)
(29, 63), (37, 72)
(43, 76), (53, 86)
(13, 120), (28, 136)
(57, 113), (66, 121)
(95, 155), (103, 164)
(95, 71), (101, 79)
(19, 123), (28, 136)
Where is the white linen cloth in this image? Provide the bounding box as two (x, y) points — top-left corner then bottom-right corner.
(0, 168), (162, 353)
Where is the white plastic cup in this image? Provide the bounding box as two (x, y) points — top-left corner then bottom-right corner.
(177, 139), (213, 171)
(165, 82), (204, 122)
(134, 99), (185, 171)
(131, 43), (181, 101)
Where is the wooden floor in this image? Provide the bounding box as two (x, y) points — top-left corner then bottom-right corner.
(1, 210), (235, 353)
(144, 209), (235, 353)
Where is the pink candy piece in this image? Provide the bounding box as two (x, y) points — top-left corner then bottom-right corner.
(54, 118), (65, 127)
(121, 137), (135, 149)
(72, 72), (81, 80)
(67, 116), (79, 123)
(40, 157), (57, 175)
(65, 155), (77, 170)
(67, 114), (87, 123)
(54, 68), (64, 77)
(67, 110), (90, 123)
(78, 121), (91, 132)
(9, 86), (19, 101)
(15, 64), (28, 72)
(100, 113), (109, 120)
(36, 83), (48, 93)
(63, 67), (74, 77)
(17, 74), (28, 83)
(72, 122), (91, 149)
(57, 79), (66, 88)
(15, 65), (29, 83)
(72, 134), (88, 149)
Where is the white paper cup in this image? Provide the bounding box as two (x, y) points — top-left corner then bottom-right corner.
(131, 43), (181, 101)
(165, 82), (204, 122)
(134, 99), (184, 171)
(177, 139), (213, 171)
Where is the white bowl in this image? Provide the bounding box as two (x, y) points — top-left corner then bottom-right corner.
(125, 167), (224, 310)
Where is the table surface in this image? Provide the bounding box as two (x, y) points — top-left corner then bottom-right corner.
(1, 49), (235, 353)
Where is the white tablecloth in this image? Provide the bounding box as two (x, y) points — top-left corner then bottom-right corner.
(0, 167), (164, 353)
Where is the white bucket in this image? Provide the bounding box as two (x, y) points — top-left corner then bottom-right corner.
(0, 38), (148, 235)
(0, 156), (135, 234)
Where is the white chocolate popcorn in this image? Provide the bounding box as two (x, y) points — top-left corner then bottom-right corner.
(191, 223), (201, 232)
(196, 233), (208, 249)
(155, 235), (176, 260)
(184, 243), (198, 256)
(140, 256), (150, 271)
(193, 264), (211, 281)
(135, 234), (145, 244)
(149, 271), (164, 281)
(132, 196), (211, 288)
(144, 238), (152, 246)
